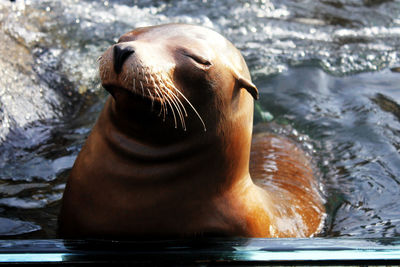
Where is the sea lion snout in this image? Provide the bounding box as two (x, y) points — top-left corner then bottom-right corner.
(113, 44), (135, 74)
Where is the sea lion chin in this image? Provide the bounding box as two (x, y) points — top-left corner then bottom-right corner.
(58, 23), (325, 238)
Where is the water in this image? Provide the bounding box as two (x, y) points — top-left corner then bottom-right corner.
(0, 0), (399, 238)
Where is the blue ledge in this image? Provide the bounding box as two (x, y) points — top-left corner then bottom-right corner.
(0, 238), (400, 265)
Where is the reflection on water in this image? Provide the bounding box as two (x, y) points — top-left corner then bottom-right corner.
(0, 0), (399, 238)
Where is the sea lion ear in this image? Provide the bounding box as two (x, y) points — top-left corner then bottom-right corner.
(238, 76), (259, 100)
(231, 68), (259, 100)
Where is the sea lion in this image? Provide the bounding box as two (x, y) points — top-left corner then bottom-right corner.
(58, 24), (325, 238)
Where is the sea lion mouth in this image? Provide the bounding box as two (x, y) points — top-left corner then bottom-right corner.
(102, 83), (165, 104)
(102, 82), (206, 132)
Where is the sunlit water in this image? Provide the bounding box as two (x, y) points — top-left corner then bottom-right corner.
(0, 0), (399, 238)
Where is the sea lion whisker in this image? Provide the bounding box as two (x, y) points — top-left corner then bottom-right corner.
(158, 78), (187, 118)
(152, 88), (162, 116)
(174, 86), (206, 132)
(141, 67), (154, 109)
(165, 81), (206, 132)
(169, 89), (188, 117)
(146, 87), (155, 111)
(161, 87), (183, 130)
(157, 77), (185, 129)
(153, 85), (165, 117)
(165, 88), (187, 130)
(167, 90), (186, 131)
(158, 86), (168, 120)
(150, 74), (166, 118)
(161, 97), (167, 121)
(155, 84), (168, 121)
(164, 94), (177, 128)
(155, 73), (170, 119)
(174, 96), (186, 130)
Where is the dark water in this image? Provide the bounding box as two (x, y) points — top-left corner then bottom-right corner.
(0, 0), (399, 238)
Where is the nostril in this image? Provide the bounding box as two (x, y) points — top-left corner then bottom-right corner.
(113, 45), (135, 74)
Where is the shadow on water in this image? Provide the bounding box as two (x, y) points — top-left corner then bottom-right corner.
(0, 0), (400, 239)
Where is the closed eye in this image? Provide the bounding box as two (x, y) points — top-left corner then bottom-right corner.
(184, 53), (212, 66)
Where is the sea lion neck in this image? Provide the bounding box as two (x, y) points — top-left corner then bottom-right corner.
(100, 95), (251, 189)
(102, 95), (202, 158)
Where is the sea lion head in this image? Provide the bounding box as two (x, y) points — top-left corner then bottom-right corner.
(99, 23), (258, 136)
